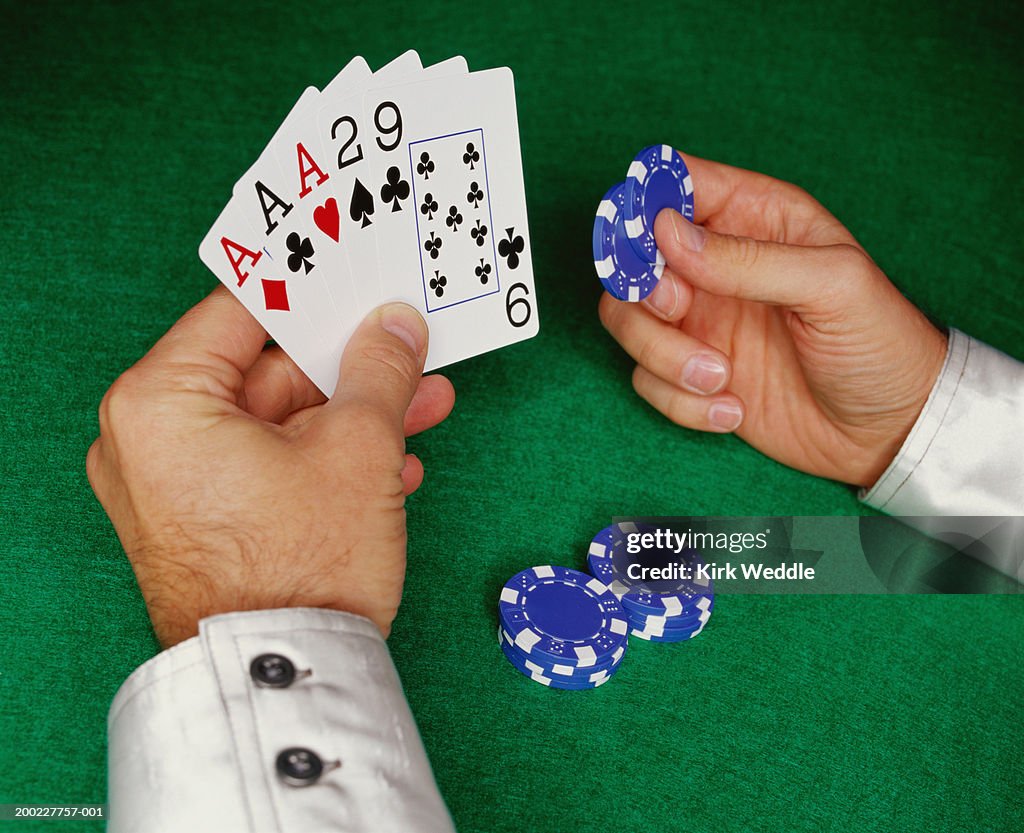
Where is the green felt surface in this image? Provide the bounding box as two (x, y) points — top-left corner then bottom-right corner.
(1, 1), (1022, 830)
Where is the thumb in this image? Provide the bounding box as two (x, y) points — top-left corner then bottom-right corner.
(329, 302), (428, 424)
(653, 208), (865, 313)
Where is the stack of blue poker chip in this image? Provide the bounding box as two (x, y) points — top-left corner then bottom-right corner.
(586, 523), (715, 643)
(593, 182), (664, 302)
(497, 565), (629, 690)
(592, 145), (695, 302)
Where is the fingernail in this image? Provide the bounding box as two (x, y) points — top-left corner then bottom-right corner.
(669, 211), (706, 252)
(708, 401), (743, 432)
(381, 303), (427, 354)
(643, 276), (678, 317)
(682, 354), (728, 394)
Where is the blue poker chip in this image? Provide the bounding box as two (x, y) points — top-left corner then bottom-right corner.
(631, 615), (710, 642)
(592, 181), (665, 302)
(499, 626), (624, 679)
(587, 524), (714, 617)
(498, 566), (629, 667)
(622, 144), (695, 264)
(627, 596), (714, 631)
(498, 629), (614, 689)
(620, 588), (712, 617)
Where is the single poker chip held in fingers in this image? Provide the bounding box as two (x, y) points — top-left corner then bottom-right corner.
(593, 181), (665, 302)
(622, 144), (695, 264)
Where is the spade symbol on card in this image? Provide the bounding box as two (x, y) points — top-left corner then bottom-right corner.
(349, 178), (375, 228)
(380, 166), (410, 212)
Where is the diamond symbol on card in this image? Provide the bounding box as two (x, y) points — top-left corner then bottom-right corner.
(261, 279), (290, 311)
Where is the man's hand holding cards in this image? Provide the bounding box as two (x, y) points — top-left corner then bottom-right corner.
(200, 51), (539, 395)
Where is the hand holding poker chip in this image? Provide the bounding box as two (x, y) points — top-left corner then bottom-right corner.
(593, 145), (695, 302)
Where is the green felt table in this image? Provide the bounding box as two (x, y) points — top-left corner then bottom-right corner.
(1, 1), (1022, 831)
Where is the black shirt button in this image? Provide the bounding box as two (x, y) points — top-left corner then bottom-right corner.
(250, 654), (297, 688)
(275, 748), (324, 787)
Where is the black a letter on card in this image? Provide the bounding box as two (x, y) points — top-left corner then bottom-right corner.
(255, 181), (294, 236)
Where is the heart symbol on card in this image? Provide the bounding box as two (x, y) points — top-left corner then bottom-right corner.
(313, 198), (340, 242)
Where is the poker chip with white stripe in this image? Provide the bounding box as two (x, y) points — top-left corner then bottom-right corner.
(622, 143), (695, 264)
(497, 565), (629, 670)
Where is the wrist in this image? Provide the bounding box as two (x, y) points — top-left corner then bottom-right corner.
(852, 323), (949, 489)
(129, 540), (398, 648)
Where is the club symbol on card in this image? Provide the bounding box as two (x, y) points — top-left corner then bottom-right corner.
(424, 231), (443, 260)
(445, 205), (463, 232)
(313, 197), (340, 242)
(467, 181), (484, 209)
(420, 193), (438, 221)
(498, 228), (525, 269)
(429, 270), (447, 298)
(470, 219), (488, 247)
(286, 233), (315, 274)
(475, 259), (492, 285)
(463, 142), (480, 170)
(380, 166), (410, 212)
(416, 151), (435, 180)
(261, 279), (290, 311)
(349, 178), (375, 228)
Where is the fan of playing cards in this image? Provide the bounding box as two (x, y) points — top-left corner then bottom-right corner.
(200, 51), (539, 395)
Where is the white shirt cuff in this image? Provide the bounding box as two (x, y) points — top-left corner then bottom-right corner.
(107, 608), (455, 833)
(861, 329), (1024, 579)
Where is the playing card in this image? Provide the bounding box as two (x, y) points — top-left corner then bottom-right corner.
(198, 199), (339, 393)
(199, 53), (536, 397)
(362, 67), (539, 370)
(225, 56), (378, 360)
(264, 59), (373, 347)
(313, 51), (422, 313)
(229, 85), (343, 359)
(316, 54), (468, 313)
